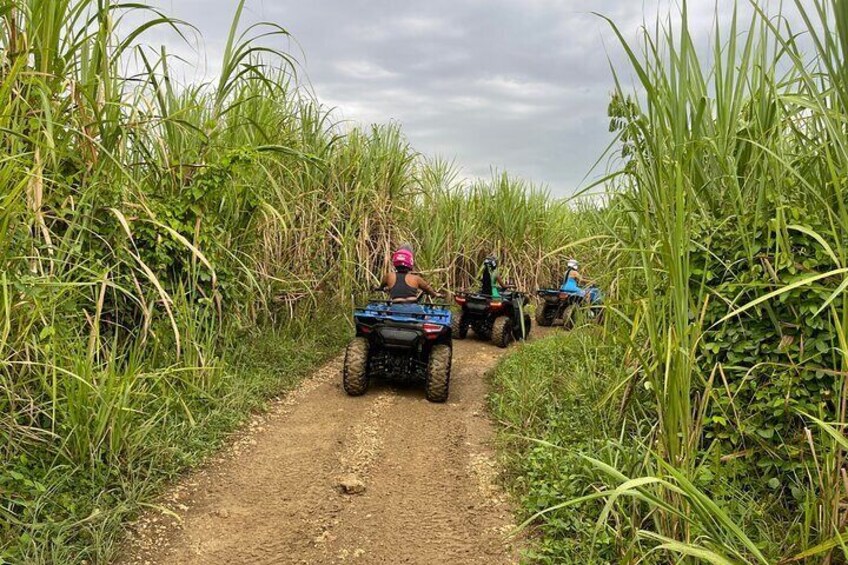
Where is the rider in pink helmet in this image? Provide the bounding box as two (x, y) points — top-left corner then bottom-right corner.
(379, 243), (440, 303)
(392, 246), (414, 270)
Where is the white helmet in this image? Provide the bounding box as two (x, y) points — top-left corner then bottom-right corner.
(567, 259), (579, 270)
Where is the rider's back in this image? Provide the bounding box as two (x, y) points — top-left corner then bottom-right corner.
(387, 271), (420, 302)
(560, 269), (582, 292)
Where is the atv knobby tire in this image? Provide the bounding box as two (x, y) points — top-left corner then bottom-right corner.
(343, 337), (370, 396)
(535, 303), (555, 327)
(451, 312), (468, 339)
(491, 316), (513, 348)
(425, 345), (451, 403)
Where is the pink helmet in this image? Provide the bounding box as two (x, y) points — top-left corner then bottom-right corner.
(392, 248), (414, 270)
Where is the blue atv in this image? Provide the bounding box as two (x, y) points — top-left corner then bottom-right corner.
(536, 280), (604, 329)
(344, 295), (453, 403)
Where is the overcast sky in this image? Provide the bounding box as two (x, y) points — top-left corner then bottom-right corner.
(137, 1), (784, 196)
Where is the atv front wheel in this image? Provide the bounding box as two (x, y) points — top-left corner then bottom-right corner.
(425, 345), (451, 403)
(343, 337), (370, 396)
(491, 316), (513, 348)
(451, 312), (468, 339)
(535, 304), (555, 327)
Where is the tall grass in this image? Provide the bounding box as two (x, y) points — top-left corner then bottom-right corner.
(567, 0), (848, 561)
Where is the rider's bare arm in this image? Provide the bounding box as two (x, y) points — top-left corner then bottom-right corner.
(415, 276), (440, 297)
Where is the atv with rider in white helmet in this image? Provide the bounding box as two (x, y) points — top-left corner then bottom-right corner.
(535, 259), (604, 329)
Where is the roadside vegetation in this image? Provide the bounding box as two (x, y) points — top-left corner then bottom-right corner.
(493, 0), (848, 563)
(5, 0), (848, 563)
(490, 331), (631, 563)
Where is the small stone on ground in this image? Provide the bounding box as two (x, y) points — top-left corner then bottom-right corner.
(337, 474), (366, 495)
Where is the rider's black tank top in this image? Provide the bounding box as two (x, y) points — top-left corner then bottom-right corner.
(390, 273), (419, 301)
(481, 267), (494, 295)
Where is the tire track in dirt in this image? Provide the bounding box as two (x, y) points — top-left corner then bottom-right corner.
(119, 333), (534, 565)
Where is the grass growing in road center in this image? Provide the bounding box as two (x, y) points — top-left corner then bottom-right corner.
(489, 329), (635, 563)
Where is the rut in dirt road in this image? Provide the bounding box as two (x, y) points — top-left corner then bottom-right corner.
(120, 336), (530, 565)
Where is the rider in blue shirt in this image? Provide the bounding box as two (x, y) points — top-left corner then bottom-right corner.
(561, 259), (587, 296)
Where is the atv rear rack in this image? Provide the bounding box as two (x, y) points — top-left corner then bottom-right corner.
(361, 298), (453, 309)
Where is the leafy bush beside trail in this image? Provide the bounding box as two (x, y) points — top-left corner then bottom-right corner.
(492, 1), (848, 562)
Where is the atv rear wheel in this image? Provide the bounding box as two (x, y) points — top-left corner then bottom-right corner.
(535, 303), (555, 327)
(491, 316), (513, 348)
(451, 312), (468, 339)
(425, 345), (451, 403)
(342, 337), (370, 396)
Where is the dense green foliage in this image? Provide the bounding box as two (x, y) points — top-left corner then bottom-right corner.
(694, 218), (845, 477)
(600, 0), (848, 560)
(6, 0), (848, 563)
(492, 330), (798, 564)
(494, 1), (848, 563)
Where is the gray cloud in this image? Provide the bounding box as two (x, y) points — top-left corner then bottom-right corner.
(137, 0), (793, 195)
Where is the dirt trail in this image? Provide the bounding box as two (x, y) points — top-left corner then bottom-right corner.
(119, 335), (529, 565)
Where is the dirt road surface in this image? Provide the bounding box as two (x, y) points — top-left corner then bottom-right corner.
(119, 335), (529, 565)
